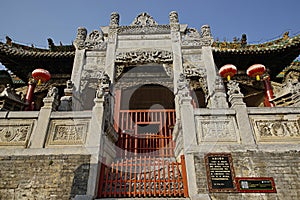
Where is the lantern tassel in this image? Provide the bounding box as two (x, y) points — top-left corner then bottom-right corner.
(256, 74), (260, 81)
(37, 79), (42, 85)
(227, 75), (231, 81)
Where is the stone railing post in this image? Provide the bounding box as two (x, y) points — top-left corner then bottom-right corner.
(227, 80), (255, 145)
(29, 87), (59, 148)
(176, 75), (199, 198)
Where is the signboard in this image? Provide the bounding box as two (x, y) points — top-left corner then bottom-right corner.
(205, 153), (236, 192)
(236, 177), (276, 193)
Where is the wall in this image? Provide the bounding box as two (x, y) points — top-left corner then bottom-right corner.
(194, 150), (300, 200)
(0, 154), (91, 200)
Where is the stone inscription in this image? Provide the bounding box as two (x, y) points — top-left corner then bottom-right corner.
(205, 153), (236, 192)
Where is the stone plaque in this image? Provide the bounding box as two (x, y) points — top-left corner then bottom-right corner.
(236, 177), (276, 193)
(205, 153), (236, 192)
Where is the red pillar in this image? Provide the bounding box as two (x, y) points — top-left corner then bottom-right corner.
(24, 79), (36, 111)
(263, 75), (275, 107)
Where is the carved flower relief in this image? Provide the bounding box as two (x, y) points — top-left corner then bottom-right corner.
(256, 121), (300, 137)
(0, 126), (30, 143)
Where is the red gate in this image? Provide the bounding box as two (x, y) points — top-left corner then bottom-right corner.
(98, 155), (188, 198)
(116, 109), (175, 158)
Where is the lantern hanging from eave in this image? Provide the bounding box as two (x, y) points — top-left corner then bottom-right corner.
(219, 64), (237, 81)
(247, 64), (266, 81)
(32, 68), (51, 85)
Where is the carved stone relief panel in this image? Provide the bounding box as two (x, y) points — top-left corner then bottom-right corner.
(46, 119), (89, 146)
(0, 120), (34, 146)
(250, 115), (300, 143)
(115, 49), (173, 65)
(195, 116), (240, 143)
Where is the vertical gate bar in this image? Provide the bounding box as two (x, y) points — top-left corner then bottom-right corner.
(176, 161), (182, 196)
(173, 161), (178, 196)
(153, 158), (157, 196)
(180, 155), (189, 197)
(158, 158), (161, 196)
(132, 155), (138, 196)
(113, 160), (119, 197)
(119, 159), (123, 197)
(128, 157), (132, 197)
(168, 161), (172, 196)
(109, 163), (114, 197)
(163, 159), (166, 197)
(123, 158), (127, 197)
(103, 162), (110, 197)
(167, 111), (174, 157)
(147, 156), (151, 196)
(138, 156), (142, 197)
(172, 162), (176, 196)
(97, 158), (106, 198)
(143, 156), (147, 196)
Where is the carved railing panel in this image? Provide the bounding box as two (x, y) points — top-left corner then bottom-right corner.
(0, 119), (34, 147)
(195, 115), (240, 143)
(250, 115), (300, 143)
(46, 119), (89, 146)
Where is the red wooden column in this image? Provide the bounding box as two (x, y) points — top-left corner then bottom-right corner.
(24, 79), (36, 111)
(263, 75), (275, 107)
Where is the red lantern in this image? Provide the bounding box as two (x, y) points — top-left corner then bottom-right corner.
(32, 68), (51, 85)
(219, 64), (237, 81)
(247, 64), (266, 81)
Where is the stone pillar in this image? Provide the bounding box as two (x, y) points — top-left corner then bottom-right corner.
(105, 12), (119, 83)
(227, 80), (255, 145)
(169, 11), (183, 94)
(29, 87), (59, 148)
(176, 75), (198, 197)
(85, 92), (105, 197)
(200, 25), (228, 108)
(72, 27), (87, 111)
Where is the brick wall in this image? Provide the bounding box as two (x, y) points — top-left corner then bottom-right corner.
(0, 154), (91, 200)
(194, 150), (300, 199)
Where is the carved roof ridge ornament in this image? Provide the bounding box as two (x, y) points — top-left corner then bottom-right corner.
(130, 12), (158, 26)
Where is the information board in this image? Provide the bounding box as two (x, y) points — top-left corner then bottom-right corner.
(236, 177), (276, 193)
(205, 153), (236, 192)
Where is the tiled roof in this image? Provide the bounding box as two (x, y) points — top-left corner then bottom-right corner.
(212, 34), (300, 54)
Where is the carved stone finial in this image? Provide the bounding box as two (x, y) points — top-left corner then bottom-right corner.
(74, 27), (87, 49)
(110, 12), (120, 27)
(169, 11), (179, 24)
(227, 80), (242, 96)
(201, 25), (212, 38)
(96, 73), (111, 99)
(131, 12), (158, 26)
(47, 87), (59, 98)
(84, 29), (106, 50)
(43, 86), (59, 111)
(200, 25), (213, 46)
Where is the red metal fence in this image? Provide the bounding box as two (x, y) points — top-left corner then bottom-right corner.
(98, 155), (188, 198)
(116, 109), (176, 158)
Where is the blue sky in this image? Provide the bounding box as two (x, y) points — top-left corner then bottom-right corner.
(0, 0), (299, 66)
